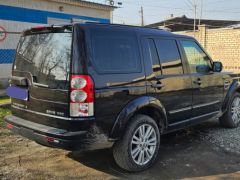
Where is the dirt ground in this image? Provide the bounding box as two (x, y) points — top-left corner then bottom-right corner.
(0, 120), (240, 180)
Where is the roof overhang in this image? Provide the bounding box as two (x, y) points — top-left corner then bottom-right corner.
(46, 0), (117, 11)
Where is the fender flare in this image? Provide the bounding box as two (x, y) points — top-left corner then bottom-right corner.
(222, 80), (240, 113)
(109, 96), (168, 139)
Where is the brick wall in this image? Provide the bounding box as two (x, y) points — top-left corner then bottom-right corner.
(176, 25), (240, 73)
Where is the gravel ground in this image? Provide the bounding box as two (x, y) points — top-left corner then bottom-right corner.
(196, 119), (240, 155)
(1, 118), (240, 179)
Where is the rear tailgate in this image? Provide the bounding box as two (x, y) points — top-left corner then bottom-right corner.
(8, 25), (72, 128)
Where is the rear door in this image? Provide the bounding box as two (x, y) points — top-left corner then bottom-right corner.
(86, 26), (147, 132)
(142, 37), (193, 125)
(9, 26), (72, 126)
(179, 40), (224, 117)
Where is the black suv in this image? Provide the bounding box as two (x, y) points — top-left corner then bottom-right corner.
(5, 23), (240, 172)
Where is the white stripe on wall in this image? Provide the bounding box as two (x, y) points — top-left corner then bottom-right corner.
(0, 64), (12, 77)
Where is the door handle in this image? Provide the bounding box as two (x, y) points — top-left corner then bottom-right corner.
(224, 80), (230, 85)
(224, 80), (231, 89)
(193, 78), (201, 86)
(152, 82), (164, 89)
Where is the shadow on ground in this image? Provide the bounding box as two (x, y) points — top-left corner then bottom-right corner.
(67, 121), (240, 179)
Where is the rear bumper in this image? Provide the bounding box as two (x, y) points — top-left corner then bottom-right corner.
(4, 115), (113, 151)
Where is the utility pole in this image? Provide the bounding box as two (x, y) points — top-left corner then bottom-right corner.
(198, 0), (203, 26)
(140, 6), (144, 26)
(193, 0), (197, 34)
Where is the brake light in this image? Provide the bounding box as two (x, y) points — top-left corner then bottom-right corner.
(70, 75), (94, 117)
(31, 26), (47, 31)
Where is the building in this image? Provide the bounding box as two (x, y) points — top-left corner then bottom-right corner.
(146, 15), (240, 32)
(176, 25), (240, 73)
(0, 0), (115, 90)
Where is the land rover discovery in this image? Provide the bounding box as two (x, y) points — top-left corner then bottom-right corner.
(5, 23), (240, 172)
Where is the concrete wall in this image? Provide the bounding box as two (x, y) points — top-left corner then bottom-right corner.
(176, 25), (240, 73)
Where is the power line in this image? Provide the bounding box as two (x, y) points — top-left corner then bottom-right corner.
(207, 0), (235, 5)
(113, 0), (240, 25)
(118, 1), (240, 14)
(186, 0), (194, 7)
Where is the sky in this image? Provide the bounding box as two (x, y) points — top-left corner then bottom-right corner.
(91, 0), (240, 25)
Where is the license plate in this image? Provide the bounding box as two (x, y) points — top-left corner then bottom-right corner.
(6, 86), (28, 101)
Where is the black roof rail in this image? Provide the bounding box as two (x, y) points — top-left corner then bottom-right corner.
(84, 22), (164, 31)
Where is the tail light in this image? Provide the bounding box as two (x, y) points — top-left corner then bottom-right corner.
(6, 123), (13, 129)
(70, 75), (94, 117)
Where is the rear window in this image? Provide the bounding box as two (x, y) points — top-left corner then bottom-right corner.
(14, 32), (72, 89)
(91, 29), (141, 74)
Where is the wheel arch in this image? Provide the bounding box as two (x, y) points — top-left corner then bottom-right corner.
(222, 80), (240, 113)
(109, 96), (168, 140)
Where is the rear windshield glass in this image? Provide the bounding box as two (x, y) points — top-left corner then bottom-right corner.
(14, 32), (72, 89)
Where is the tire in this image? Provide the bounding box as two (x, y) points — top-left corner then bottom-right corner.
(112, 114), (160, 172)
(220, 92), (240, 128)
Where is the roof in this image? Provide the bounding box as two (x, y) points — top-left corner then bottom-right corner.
(47, 0), (117, 11)
(81, 22), (192, 39)
(146, 15), (240, 32)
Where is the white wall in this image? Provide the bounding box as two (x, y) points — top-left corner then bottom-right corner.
(0, 0), (111, 20)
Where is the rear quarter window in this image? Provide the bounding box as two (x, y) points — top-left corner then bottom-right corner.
(91, 29), (141, 74)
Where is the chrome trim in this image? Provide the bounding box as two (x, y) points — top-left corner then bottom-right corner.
(12, 105), (71, 120)
(193, 100), (220, 109)
(169, 110), (220, 127)
(29, 95), (68, 105)
(32, 82), (49, 88)
(169, 106), (192, 114)
(169, 101), (220, 114)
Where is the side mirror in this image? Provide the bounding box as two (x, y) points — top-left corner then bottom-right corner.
(213, 61), (223, 72)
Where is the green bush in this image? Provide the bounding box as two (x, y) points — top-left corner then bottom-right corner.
(0, 108), (11, 127)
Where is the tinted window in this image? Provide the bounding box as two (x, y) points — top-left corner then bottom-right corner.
(180, 41), (212, 73)
(155, 39), (183, 75)
(148, 39), (161, 76)
(91, 30), (141, 74)
(15, 33), (72, 89)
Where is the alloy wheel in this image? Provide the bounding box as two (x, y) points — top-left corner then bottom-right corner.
(130, 124), (157, 166)
(231, 96), (240, 124)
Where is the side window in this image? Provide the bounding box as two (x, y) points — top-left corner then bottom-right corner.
(147, 39), (161, 76)
(91, 30), (141, 74)
(180, 40), (212, 73)
(155, 39), (183, 75)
